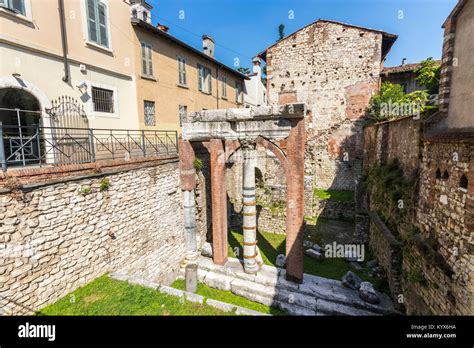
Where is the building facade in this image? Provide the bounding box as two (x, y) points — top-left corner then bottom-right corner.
(381, 60), (440, 94)
(0, 0), (139, 130)
(130, 3), (247, 132)
(257, 19), (397, 191)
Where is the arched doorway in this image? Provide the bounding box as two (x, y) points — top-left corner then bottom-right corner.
(0, 88), (43, 167)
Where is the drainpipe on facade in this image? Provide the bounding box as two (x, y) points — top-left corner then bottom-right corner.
(58, 0), (70, 83)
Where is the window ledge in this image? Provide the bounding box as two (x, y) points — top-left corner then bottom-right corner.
(221, 96), (228, 100)
(177, 84), (189, 89)
(89, 112), (119, 119)
(199, 90), (212, 96)
(141, 75), (157, 81)
(85, 40), (114, 55)
(0, 7), (32, 24)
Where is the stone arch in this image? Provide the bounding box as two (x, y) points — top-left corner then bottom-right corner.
(0, 76), (53, 127)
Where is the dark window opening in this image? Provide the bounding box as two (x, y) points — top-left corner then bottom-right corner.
(459, 174), (468, 190)
(442, 170), (449, 180)
(435, 168), (441, 179)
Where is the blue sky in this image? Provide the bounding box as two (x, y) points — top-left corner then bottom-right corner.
(150, 0), (457, 69)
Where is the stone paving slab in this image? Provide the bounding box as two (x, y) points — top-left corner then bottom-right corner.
(194, 256), (396, 316)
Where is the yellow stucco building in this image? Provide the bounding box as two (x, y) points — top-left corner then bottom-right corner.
(130, 3), (247, 132)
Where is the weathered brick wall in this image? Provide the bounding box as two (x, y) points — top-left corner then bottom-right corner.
(0, 160), (186, 315)
(363, 116), (422, 180)
(412, 140), (473, 315)
(266, 20), (384, 190)
(362, 115), (473, 315)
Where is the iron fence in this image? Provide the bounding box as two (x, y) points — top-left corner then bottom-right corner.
(0, 123), (178, 171)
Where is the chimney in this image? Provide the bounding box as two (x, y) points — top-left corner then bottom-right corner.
(202, 35), (215, 58)
(157, 23), (169, 33)
(401, 58), (407, 66)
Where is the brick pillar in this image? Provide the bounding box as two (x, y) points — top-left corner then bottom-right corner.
(209, 139), (228, 265)
(285, 118), (306, 283)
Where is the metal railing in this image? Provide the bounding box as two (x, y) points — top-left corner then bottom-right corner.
(0, 123), (178, 171)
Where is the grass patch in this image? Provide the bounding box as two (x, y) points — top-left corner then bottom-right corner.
(172, 279), (286, 315)
(38, 275), (234, 316)
(313, 188), (354, 202)
(229, 230), (370, 282)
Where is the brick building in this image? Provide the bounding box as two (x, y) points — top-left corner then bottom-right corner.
(257, 19), (397, 190)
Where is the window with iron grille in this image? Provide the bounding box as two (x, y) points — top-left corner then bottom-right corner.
(144, 100), (156, 126)
(86, 0), (109, 48)
(141, 41), (153, 77)
(179, 105), (187, 126)
(197, 64), (212, 94)
(92, 87), (114, 113)
(177, 56), (187, 86)
(0, 0), (25, 15)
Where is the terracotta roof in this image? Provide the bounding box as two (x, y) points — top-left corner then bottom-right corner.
(381, 60), (441, 75)
(131, 19), (249, 80)
(256, 19), (397, 61)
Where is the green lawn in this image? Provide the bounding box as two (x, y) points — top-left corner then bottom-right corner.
(228, 229), (369, 282)
(38, 275), (234, 316)
(313, 188), (354, 202)
(172, 279), (286, 315)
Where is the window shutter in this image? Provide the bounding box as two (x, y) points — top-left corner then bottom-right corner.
(147, 45), (153, 76)
(141, 43), (147, 75)
(86, 0), (98, 43)
(97, 2), (108, 47)
(11, 0), (25, 15)
(198, 66), (203, 91)
(207, 69), (212, 94)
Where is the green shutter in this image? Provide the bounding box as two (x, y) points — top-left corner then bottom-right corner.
(148, 45), (153, 76)
(208, 69), (212, 94)
(198, 65), (203, 91)
(97, 2), (108, 47)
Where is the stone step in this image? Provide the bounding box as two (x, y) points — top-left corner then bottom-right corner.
(192, 256), (396, 316)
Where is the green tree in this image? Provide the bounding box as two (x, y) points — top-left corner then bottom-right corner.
(368, 83), (429, 122)
(414, 57), (441, 92)
(237, 67), (251, 75)
(278, 24), (285, 41)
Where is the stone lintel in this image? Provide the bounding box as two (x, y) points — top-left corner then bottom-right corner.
(182, 119), (292, 142)
(186, 103), (306, 123)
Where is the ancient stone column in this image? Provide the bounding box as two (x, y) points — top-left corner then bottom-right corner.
(242, 143), (259, 274)
(179, 140), (198, 261)
(183, 190), (197, 260)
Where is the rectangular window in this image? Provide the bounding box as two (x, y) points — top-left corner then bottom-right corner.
(144, 100), (156, 126)
(221, 76), (227, 98)
(86, 0), (109, 48)
(179, 105), (187, 126)
(197, 64), (212, 94)
(92, 87), (114, 113)
(0, 0), (25, 15)
(141, 41), (153, 77)
(177, 56), (187, 86)
(235, 81), (243, 103)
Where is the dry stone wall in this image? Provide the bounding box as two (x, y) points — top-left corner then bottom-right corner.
(0, 160), (185, 315)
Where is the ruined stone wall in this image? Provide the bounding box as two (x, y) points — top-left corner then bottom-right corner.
(362, 116), (473, 315)
(0, 160), (186, 315)
(266, 21), (384, 190)
(411, 140), (473, 315)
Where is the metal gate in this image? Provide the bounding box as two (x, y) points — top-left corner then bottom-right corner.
(46, 96), (92, 165)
